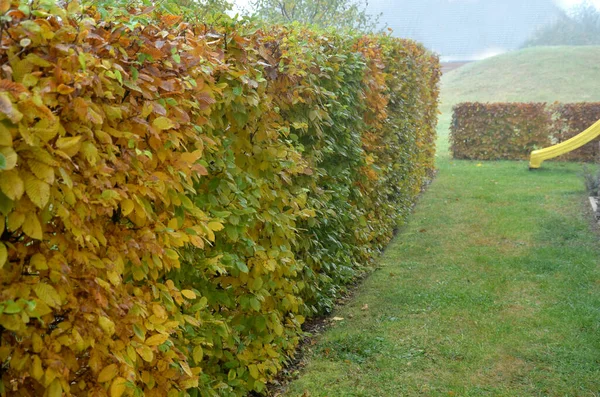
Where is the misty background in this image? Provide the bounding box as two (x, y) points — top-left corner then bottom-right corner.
(234, 0), (600, 61)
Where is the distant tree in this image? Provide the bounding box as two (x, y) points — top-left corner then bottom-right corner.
(249, 0), (382, 32)
(522, 2), (600, 47)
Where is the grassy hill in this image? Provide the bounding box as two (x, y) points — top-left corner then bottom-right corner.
(438, 46), (600, 157)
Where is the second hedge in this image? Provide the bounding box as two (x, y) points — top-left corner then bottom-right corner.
(0, 2), (440, 396)
(450, 102), (600, 161)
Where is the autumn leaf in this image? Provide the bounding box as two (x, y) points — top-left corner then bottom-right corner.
(0, 0), (10, 14)
(28, 159), (55, 184)
(0, 242), (7, 269)
(181, 289), (196, 299)
(99, 316), (115, 336)
(22, 212), (43, 240)
(33, 283), (62, 308)
(152, 116), (176, 130)
(208, 221), (224, 231)
(7, 211), (24, 231)
(145, 333), (168, 346)
(22, 172), (50, 208)
(0, 169), (24, 200)
(192, 345), (203, 363)
(98, 364), (119, 383)
(55, 135), (82, 157)
(136, 345), (154, 362)
(110, 377), (127, 397)
(30, 253), (48, 270)
(0, 146), (17, 170)
(0, 123), (12, 146)
(47, 379), (62, 397)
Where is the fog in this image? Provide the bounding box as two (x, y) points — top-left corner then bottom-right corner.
(232, 0), (600, 60)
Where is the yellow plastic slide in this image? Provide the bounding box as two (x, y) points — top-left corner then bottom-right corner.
(529, 118), (600, 168)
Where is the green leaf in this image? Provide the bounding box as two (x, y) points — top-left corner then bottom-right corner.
(3, 300), (21, 314)
(0, 152), (6, 170)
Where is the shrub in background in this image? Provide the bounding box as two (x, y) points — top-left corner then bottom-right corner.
(551, 102), (600, 162)
(450, 103), (552, 160)
(450, 102), (600, 161)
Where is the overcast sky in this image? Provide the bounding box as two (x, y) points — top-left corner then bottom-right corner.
(231, 0), (600, 60)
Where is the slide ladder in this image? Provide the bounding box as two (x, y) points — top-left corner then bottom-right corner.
(529, 118), (600, 168)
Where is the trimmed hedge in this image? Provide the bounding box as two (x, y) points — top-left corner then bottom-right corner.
(0, 2), (439, 396)
(450, 102), (600, 161)
(552, 103), (600, 162)
(450, 102), (552, 160)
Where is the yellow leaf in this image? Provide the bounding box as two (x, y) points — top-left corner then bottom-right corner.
(206, 228), (215, 242)
(47, 379), (62, 397)
(136, 345), (154, 362)
(33, 283), (61, 308)
(28, 159), (54, 184)
(180, 360), (192, 377)
(23, 172), (50, 208)
(31, 355), (44, 381)
(31, 117), (59, 142)
(98, 363), (119, 383)
(58, 167), (73, 188)
(98, 316), (115, 336)
(32, 333), (43, 352)
(0, 242), (7, 269)
(0, 212), (4, 233)
(30, 147), (59, 166)
(57, 84), (75, 95)
(121, 199), (134, 216)
(181, 289), (196, 300)
(110, 377), (127, 397)
(248, 364), (259, 379)
(152, 116), (176, 130)
(145, 333), (168, 346)
(30, 253), (48, 270)
(0, 122), (12, 146)
(192, 346), (203, 363)
(164, 249), (178, 260)
(107, 271), (121, 287)
(167, 217), (178, 230)
(7, 211), (24, 231)
(0, 146), (17, 170)
(208, 221), (224, 231)
(23, 212), (43, 240)
(55, 135), (82, 157)
(0, 169), (24, 200)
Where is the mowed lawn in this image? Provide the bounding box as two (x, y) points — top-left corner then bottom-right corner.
(283, 48), (600, 396)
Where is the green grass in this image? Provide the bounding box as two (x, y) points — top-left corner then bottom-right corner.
(438, 46), (600, 157)
(283, 47), (600, 396)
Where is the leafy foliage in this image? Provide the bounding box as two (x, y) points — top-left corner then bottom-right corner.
(551, 102), (600, 162)
(450, 103), (552, 161)
(0, 0), (439, 395)
(450, 102), (600, 161)
(249, 0), (381, 32)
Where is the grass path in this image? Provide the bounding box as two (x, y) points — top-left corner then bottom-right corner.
(283, 134), (600, 395)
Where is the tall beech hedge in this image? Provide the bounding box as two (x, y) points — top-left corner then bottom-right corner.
(0, 1), (440, 396)
(450, 102), (600, 161)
